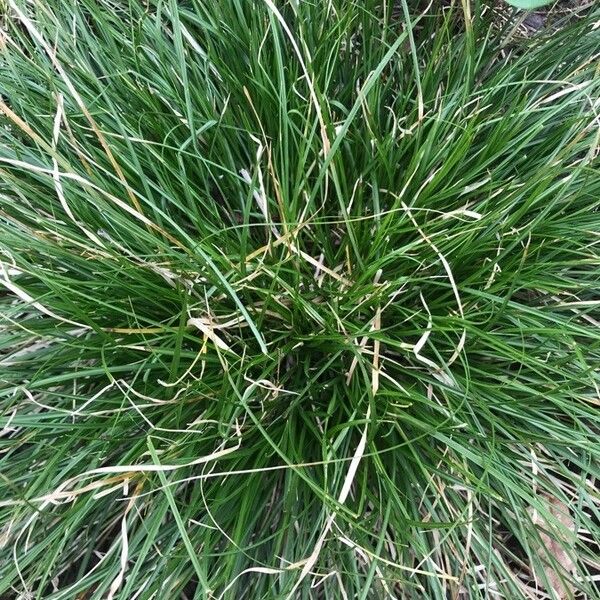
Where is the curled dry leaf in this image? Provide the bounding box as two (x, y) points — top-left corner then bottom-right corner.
(530, 494), (576, 599)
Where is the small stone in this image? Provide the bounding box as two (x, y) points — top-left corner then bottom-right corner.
(524, 13), (546, 31)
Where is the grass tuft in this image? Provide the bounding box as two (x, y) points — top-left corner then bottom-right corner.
(1, 1), (599, 598)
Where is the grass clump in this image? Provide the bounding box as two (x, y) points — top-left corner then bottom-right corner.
(1, 1), (599, 598)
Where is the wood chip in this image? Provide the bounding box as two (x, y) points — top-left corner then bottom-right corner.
(530, 494), (576, 598)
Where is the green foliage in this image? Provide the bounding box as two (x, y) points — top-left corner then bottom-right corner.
(505, 0), (553, 9)
(0, 1), (599, 598)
